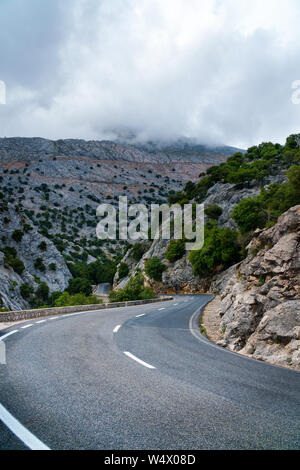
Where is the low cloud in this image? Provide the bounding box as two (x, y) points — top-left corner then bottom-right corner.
(0, 0), (300, 148)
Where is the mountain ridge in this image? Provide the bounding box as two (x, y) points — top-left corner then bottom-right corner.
(0, 136), (242, 164)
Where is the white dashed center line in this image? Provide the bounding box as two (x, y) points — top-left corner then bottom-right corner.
(21, 324), (33, 329)
(136, 314), (145, 318)
(0, 330), (18, 341)
(158, 308), (165, 311)
(0, 403), (50, 450)
(124, 352), (156, 369)
(35, 320), (47, 324)
(113, 325), (121, 333)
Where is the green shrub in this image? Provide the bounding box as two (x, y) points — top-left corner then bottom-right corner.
(118, 262), (129, 279)
(232, 198), (266, 234)
(145, 257), (166, 282)
(49, 263), (57, 271)
(189, 223), (240, 277)
(205, 204), (223, 220)
(55, 292), (102, 307)
(4, 251), (25, 275)
(38, 241), (47, 252)
(67, 277), (93, 296)
(34, 257), (46, 272)
(109, 273), (155, 302)
(165, 239), (185, 263)
(12, 230), (24, 243)
(131, 243), (146, 261)
(35, 282), (49, 302)
(20, 282), (34, 300)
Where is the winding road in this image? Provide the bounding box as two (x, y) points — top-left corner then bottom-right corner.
(0, 295), (299, 450)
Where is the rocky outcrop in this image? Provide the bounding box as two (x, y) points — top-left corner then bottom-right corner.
(0, 206), (72, 309)
(212, 205), (300, 369)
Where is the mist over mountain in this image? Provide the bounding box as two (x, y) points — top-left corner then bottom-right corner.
(0, 136), (242, 164)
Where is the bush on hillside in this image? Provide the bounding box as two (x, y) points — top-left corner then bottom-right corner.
(118, 262), (129, 280)
(205, 204), (223, 220)
(189, 223), (241, 277)
(67, 277), (93, 296)
(55, 292), (102, 307)
(165, 239), (185, 263)
(145, 257), (166, 282)
(109, 273), (155, 302)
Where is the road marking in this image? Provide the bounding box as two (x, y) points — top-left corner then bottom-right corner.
(0, 330), (18, 342)
(136, 314), (145, 318)
(173, 303), (178, 306)
(124, 351), (156, 369)
(35, 320), (47, 324)
(113, 325), (121, 333)
(21, 324), (33, 329)
(158, 308), (165, 311)
(49, 317), (58, 320)
(0, 403), (50, 450)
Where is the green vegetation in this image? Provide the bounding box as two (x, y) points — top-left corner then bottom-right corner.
(232, 198), (267, 233)
(38, 241), (47, 252)
(34, 257), (46, 272)
(67, 277), (93, 296)
(20, 282), (34, 300)
(145, 257), (166, 282)
(205, 204), (223, 220)
(68, 256), (118, 285)
(166, 134), (300, 280)
(109, 273), (155, 302)
(131, 242), (147, 261)
(189, 223), (240, 277)
(54, 292), (102, 307)
(118, 262), (129, 279)
(35, 282), (50, 302)
(2, 247), (25, 275)
(180, 137), (300, 204)
(233, 164), (300, 233)
(165, 239), (185, 263)
(12, 230), (24, 243)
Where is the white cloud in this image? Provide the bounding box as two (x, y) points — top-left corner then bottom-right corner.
(0, 0), (300, 148)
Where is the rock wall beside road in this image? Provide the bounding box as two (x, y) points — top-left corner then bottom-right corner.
(210, 205), (300, 369)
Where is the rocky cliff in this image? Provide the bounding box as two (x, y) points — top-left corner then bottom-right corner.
(0, 205), (72, 310)
(210, 205), (300, 368)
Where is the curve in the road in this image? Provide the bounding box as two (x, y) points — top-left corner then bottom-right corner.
(0, 295), (299, 450)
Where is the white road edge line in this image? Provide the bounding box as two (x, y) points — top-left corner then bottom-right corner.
(124, 351), (156, 369)
(21, 324), (33, 329)
(189, 303), (266, 361)
(113, 325), (121, 333)
(136, 314), (145, 318)
(0, 403), (50, 450)
(0, 330), (18, 342)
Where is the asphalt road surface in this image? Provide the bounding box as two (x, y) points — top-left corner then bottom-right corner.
(0, 295), (299, 450)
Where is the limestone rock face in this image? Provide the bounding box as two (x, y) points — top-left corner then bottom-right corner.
(0, 206), (72, 309)
(214, 205), (300, 368)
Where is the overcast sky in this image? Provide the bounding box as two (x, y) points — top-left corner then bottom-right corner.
(0, 0), (300, 148)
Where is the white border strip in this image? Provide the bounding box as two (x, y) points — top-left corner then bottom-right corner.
(0, 403), (50, 450)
